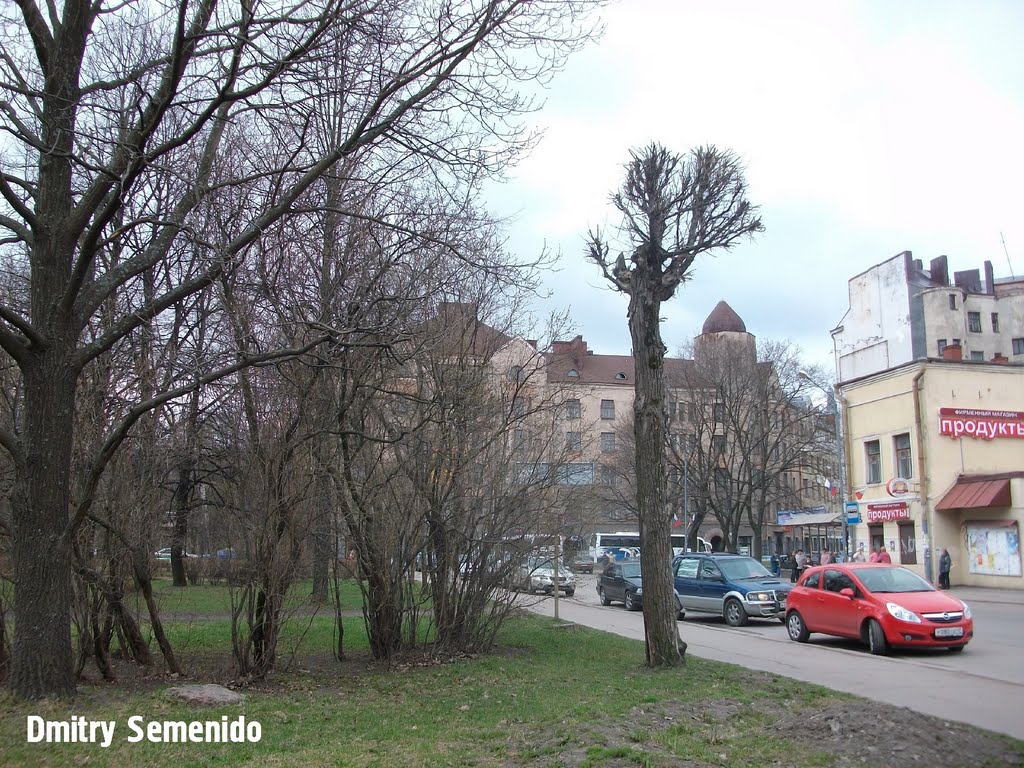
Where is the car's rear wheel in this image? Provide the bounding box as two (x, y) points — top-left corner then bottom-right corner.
(867, 619), (888, 656)
(677, 610), (686, 621)
(624, 591), (639, 611)
(786, 611), (809, 642)
(599, 587), (611, 606)
(724, 598), (748, 627)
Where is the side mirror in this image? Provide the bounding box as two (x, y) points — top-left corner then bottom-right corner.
(839, 587), (856, 599)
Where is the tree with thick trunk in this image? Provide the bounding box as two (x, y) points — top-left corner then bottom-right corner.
(0, 0), (600, 698)
(586, 144), (761, 667)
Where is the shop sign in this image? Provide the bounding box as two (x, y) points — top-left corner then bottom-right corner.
(865, 501), (910, 522)
(885, 477), (911, 497)
(938, 408), (1024, 440)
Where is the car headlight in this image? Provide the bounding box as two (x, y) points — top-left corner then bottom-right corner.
(635, 587), (642, 595)
(886, 602), (922, 623)
(747, 592), (771, 602)
(961, 601), (971, 619)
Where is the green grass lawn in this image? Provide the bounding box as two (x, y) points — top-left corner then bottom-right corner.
(1, 578), (1022, 768)
(2, 612), (1022, 768)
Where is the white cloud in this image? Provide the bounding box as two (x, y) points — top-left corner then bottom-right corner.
(486, 0), (1024, 370)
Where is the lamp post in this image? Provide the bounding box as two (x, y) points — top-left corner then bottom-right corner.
(799, 371), (848, 560)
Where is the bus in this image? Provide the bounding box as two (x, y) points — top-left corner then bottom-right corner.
(590, 531), (711, 561)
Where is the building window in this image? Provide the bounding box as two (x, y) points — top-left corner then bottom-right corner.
(865, 440), (881, 484)
(952, 338), (960, 348)
(893, 433), (912, 479)
(600, 399), (615, 419)
(509, 365), (525, 382)
(513, 430), (527, 452)
(970, 351), (984, 361)
(512, 397), (526, 417)
(948, 293), (957, 310)
(600, 465), (617, 485)
(992, 313), (999, 333)
(679, 402), (688, 421)
(567, 369), (579, 378)
(712, 402), (725, 422)
(566, 431), (582, 451)
(600, 432), (615, 452)
(560, 462), (594, 485)
(614, 371), (627, 380)
(967, 311), (981, 333)
(936, 338), (947, 355)
(565, 399), (581, 419)
(711, 434), (726, 456)
(1013, 338), (1024, 355)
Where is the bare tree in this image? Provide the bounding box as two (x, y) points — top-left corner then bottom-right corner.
(669, 338), (832, 558)
(0, 0), (600, 698)
(585, 144), (761, 667)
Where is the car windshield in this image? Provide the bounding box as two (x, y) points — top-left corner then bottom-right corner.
(856, 566), (935, 594)
(620, 562), (642, 578)
(718, 557), (773, 581)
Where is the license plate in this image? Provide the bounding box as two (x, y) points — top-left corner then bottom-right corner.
(935, 626), (963, 638)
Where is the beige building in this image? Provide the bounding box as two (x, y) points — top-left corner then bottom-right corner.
(841, 357), (1024, 589)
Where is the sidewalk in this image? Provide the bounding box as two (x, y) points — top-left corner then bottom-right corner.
(948, 585), (1024, 606)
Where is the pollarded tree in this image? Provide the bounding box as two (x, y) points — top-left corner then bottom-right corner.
(585, 144), (761, 667)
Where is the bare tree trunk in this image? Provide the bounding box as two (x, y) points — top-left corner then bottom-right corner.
(628, 287), (686, 667)
(10, 361), (77, 697)
(171, 458), (193, 587)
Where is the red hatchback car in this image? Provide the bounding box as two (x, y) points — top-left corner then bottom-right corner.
(785, 563), (973, 655)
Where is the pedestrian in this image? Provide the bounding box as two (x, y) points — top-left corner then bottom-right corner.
(852, 543), (867, 563)
(820, 547), (833, 565)
(938, 547), (952, 589)
(770, 551), (780, 577)
(869, 546), (880, 563)
(877, 546), (892, 564)
(792, 549), (807, 582)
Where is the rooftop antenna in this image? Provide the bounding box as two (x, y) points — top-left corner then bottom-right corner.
(1001, 232), (1015, 278)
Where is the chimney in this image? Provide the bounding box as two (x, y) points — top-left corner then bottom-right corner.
(991, 353), (1008, 364)
(953, 269), (982, 294)
(984, 261), (995, 295)
(929, 256), (949, 286)
(942, 344), (962, 361)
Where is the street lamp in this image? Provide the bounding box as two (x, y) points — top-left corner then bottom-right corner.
(799, 371), (849, 560)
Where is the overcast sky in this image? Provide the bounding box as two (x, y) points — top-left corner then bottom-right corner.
(485, 0), (1024, 373)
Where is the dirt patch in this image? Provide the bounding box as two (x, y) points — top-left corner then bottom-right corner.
(504, 697), (1023, 767)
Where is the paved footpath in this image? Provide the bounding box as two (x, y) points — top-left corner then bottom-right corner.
(525, 584), (1024, 741)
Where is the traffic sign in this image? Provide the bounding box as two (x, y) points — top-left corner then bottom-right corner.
(845, 500), (861, 524)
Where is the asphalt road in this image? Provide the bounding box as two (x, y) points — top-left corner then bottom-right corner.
(520, 574), (1024, 741)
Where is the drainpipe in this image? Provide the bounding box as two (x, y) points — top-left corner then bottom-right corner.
(911, 366), (933, 583)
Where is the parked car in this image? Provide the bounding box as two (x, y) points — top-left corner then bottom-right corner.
(673, 553), (792, 626)
(784, 563), (973, 655)
(597, 559), (686, 618)
(572, 555), (595, 574)
(517, 557), (576, 596)
(597, 559), (644, 610)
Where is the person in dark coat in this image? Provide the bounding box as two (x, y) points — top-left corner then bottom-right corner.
(938, 548), (952, 589)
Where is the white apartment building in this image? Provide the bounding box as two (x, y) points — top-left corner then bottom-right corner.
(831, 251), (1024, 382)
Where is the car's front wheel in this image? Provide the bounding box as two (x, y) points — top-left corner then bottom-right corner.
(624, 591), (639, 611)
(564, 588), (575, 597)
(867, 619), (888, 656)
(599, 587), (611, 606)
(724, 598), (748, 627)
(786, 611), (809, 642)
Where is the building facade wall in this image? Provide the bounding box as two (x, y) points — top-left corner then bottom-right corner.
(843, 361), (1024, 589)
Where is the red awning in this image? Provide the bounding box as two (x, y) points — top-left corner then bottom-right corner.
(935, 478), (1012, 511)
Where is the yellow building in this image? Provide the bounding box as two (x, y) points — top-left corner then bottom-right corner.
(841, 356), (1024, 589)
